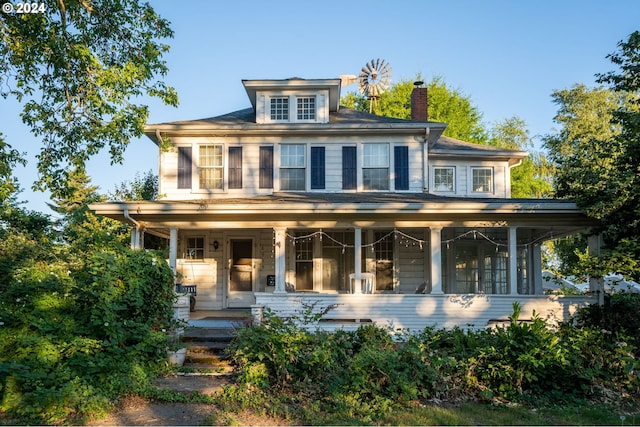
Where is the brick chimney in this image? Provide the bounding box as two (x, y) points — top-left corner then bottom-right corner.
(411, 81), (428, 121)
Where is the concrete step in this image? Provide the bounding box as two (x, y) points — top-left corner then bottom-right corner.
(183, 326), (238, 343)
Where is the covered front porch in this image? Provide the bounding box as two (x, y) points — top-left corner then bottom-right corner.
(91, 193), (599, 328)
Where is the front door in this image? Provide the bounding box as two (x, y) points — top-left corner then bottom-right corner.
(227, 239), (255, 308)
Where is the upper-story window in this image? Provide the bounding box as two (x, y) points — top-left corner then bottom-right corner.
(434, 167), (455, 192)
(257, 91), (327, 124)
(472, 167), (493, 193)
(280, 144), (305, 190)
(270, 97), (289, 121)
(199, 145), (223, 190)
(297, 96), (316, 120)
(363, 143), (389, 190)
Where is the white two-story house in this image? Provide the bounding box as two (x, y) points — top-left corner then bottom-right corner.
(91, 77), (597, 330)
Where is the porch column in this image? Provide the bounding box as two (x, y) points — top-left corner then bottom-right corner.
(532, 244), (543, 294)
(130, 227), (144, 250)
(508, 226), (518, 295)
(588, 233), (605, 305)
(169, 227), (178, 278)
(274, 227), (287, 294)
(353, 227), (362, 293)
(430, 227), (443, 294)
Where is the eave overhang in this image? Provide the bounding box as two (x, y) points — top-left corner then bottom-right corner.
(90, 194), (597, 237)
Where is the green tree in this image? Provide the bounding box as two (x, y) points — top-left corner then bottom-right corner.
(0, 0), (178, 198)
(109, 170), (159, 201)
(343, 76), (488, 143)
(48, 168), (129, 250)
(489, 117), (553, 198)
(343, 76), (550, 197)
(544, 32), (640, 280)
(0, 133), (26, 206)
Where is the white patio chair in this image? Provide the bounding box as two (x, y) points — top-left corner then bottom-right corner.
(349, 273), (376, 294)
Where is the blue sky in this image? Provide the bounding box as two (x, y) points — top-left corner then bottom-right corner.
(2, 0), (639, 213)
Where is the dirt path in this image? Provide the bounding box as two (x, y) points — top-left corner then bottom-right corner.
(88, 374), (298, 426)
(90, 396), (215, 426)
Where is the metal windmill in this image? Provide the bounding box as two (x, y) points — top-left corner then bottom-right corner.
(358, 58), (392, 113)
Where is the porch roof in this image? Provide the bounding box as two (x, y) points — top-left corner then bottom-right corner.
(90, 193), (597, 238)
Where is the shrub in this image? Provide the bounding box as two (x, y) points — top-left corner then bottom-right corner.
(0, 247), (175, 424)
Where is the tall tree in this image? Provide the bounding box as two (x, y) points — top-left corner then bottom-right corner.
(109, 170), (159, 201)
(343, 76), (551, 197)
(489, 116), (553, 198)
(544, 32), (640, 280)
(343, 76), (488, 143)
(0, 1), (178, 198)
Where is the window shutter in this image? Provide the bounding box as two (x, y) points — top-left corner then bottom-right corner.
(177, 147), (192, 189)
(311, 147), (325, 189)
(342, 146), (357, 190)
(259, 146), (274, 189)
(394, 146), (409, 190)
(229, 147), (242, 189)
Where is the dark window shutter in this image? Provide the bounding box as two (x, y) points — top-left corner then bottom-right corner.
(311, 146), (325, 189)
(177, 147), (192, 189)
(229, 147), (242, 189)
(259, 146), (274, 189)
(342, 146), (357, 190)
(394, 146), (409, 190)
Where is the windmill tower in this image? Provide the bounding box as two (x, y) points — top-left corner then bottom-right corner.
(358, 58), (392, 113)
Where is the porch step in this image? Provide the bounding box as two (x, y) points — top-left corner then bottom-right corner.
(181, 325), (243, 373)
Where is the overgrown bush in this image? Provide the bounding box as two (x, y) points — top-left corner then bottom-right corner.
(227, 302), (639, 415)
(0, 243), (175, 424)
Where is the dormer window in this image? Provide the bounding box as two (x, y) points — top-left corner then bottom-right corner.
(270, 97), (289, 121)
(255, 91), (328, 124)
(297, 96), (316, 120)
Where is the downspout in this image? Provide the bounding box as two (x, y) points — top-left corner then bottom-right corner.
(422, 127), (430, 193)
(124, 207), (142, 250)
(508, 159), (524, 198)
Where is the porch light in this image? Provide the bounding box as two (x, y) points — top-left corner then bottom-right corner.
(213, 240), (219, 250)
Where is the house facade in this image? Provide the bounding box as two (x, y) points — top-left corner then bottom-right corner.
(90, 77), (597, 330)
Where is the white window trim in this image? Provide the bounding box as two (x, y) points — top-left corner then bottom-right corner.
(191, 143), (228, 194)
(361, 143), (390, 191)
(257, 90), (329, 124)
(432, 166), (456, 193)
(470, 166), (494, 194)
(279, 143), (307, 191)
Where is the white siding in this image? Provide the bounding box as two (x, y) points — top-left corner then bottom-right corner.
(255, 293), (595, 331)
(429, 159), (511, 198)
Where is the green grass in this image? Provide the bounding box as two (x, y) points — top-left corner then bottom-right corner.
(203, 385), (639, 426)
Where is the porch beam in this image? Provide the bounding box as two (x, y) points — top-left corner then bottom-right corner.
(508, 226), (518, 295)
(430, 227), (443, 294)
(169, 227), (178, 277)
(274, 227), (287, 294)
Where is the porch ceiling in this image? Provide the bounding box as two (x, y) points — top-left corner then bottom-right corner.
(89, 193), (598, 239)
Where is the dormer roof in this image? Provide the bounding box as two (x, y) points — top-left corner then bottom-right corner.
(242, 77), (342, 112)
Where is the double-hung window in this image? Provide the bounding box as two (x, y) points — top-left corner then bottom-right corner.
(472, 167), (493, 193)
(280, 144), (306, 190)
(363, 143), (389, 190)
(199, 145), (223, 190)
(434, 167), (455, 192)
